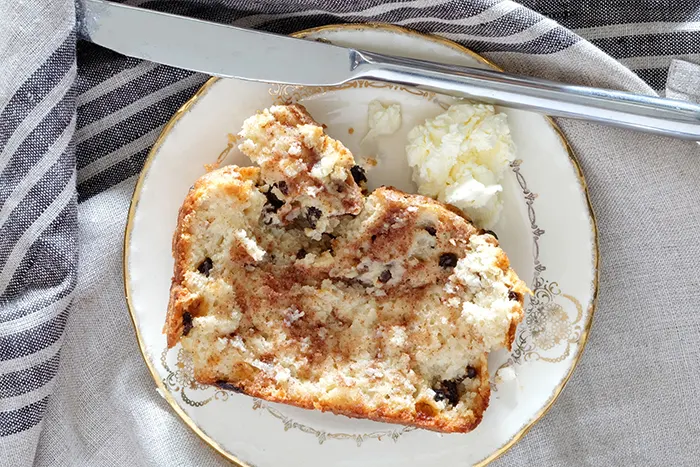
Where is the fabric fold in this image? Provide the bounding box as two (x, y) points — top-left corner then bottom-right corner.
(666, 59), (700, 104)
(0, 0), (77, 465)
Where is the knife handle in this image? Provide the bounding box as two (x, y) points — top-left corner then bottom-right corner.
(353, 50), (700, 140)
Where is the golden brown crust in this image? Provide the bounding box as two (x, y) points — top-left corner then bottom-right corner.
(195, 356), (491, 433)
(165, 166), (261, 347)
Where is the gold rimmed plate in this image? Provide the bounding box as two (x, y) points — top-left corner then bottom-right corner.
(124, 24), (598, 467)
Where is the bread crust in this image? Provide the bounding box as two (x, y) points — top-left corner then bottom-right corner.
(196, 355), (491, 433)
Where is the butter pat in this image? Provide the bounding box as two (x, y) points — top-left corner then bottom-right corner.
(365, 100), (401, 139)
(406, 103), (515, 228)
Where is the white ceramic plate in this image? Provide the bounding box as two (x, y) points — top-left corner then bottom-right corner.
(124, 24), (598, 467)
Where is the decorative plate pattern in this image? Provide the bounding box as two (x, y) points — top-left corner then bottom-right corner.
(124, 24), (598, 467)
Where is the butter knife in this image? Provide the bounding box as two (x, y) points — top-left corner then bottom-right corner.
(80, 0), (700, 140)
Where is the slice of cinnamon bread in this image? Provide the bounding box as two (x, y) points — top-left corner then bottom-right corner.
(165, 104), (527, 433)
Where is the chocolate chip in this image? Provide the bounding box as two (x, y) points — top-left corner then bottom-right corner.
(433, 380), (460, 406)
(439, 253), (458, 269)
(197, 257), (213, 276)
(182, 312), (193, 336)
(214, 380), (244, 393)
(508, 290), (520, 301)
(424, 226), (437, 236)
(296, 248), (307, 259)
(378, 269), (392, 283)
(306, 207), (322, 229)
(482, 229), (498, 240)
(466, 366), (477, 379)
(371, 235), (377, 242)
(264, 188), (284, 213)
(350, 165), (367, 185)
(276, 181), (289, 195)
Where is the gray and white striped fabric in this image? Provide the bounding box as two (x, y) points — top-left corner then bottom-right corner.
(2, 1), (699, 466)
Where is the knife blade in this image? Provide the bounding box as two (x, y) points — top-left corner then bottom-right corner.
(80, 0), (700, 140)
(80, 0), (353, 86)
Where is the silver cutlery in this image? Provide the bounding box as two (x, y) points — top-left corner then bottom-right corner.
(80, 0), (700, 140)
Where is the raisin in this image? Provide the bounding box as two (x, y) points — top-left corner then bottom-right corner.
(197, 257), (213, 276)
(276, 180), (289, 195)
(378, 269), (392, 283)
(214, 380), (244, 393)
(264, 188), (284, 213)
(439, 253), (458, 269)
(433, 380), (460, 406)
(482, 229), (498, 240)
(466, 366), (477, 379)
(433, 388), (447, 403)
(182, 312), (193, 336)
(350, 165), (367, 184)
(424, 226), (437, 236)
(306, 207), (322, 229)
(508, 290), (520, 301)
(296, 249), (307, 259)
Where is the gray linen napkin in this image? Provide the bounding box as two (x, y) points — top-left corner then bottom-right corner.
(1, 1), (699, 466)
(667, 60), (700, 103)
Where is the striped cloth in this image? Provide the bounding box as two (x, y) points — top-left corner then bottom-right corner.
(1, 1), (699, 466)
